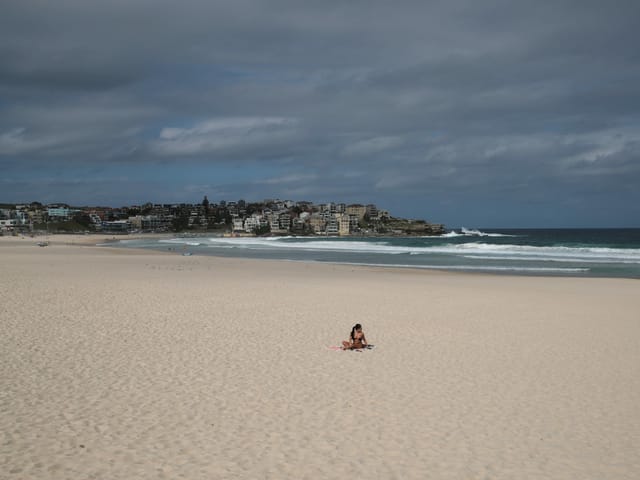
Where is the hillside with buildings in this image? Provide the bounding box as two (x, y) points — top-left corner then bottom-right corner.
(0, 198), (445, 236)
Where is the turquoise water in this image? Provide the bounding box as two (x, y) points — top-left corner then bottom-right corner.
(112, 228), (640, 279)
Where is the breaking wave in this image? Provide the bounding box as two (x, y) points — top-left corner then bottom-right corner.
(186, 237), (640, 264)
(111, 229), (640, 278)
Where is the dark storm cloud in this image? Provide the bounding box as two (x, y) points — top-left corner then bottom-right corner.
(1, 0), (639, 226)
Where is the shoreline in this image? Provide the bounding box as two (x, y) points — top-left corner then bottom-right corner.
(2, 232), (639, 281)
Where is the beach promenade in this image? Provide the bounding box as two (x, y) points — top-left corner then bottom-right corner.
(1, 235), (639, 479)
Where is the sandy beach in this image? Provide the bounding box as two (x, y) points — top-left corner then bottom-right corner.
(1, 235), (639, 479)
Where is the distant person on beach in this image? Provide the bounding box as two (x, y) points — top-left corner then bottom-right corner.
(342, 323), (368, 350)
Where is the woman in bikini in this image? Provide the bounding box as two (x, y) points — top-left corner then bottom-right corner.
(342, 323), (368, 350)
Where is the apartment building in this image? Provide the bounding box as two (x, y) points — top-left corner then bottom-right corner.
(27, 209), (45, 225)
(129, 215), (171, 231)
(232, 218), (244, 232)
(101, 220), (131, 232)
(0, 219), (20, 231)
(278, 213), (291, 231)
(348, 214), (360, 231)
(366, 204), (378, 218)
(326, 217), (339, 235)
(308, 214), (326, 234)
(337, 213), (351, 236)
(346, 204), (366, 220)
(244, 215), (268, 233)
(291, 217), (306, 233)
(47, 206), (77, 221)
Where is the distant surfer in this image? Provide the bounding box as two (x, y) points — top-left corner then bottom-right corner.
(342, 323), (368, 350)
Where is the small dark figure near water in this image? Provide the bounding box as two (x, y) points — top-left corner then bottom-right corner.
(342, 323), (368, 350)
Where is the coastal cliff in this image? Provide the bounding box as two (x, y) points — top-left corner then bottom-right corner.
(370, 217), (446, 236)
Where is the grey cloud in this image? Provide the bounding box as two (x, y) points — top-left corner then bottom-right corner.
(0, 48), (142, 92)
(149, 117), (301, 157)
(257, 173), (319, 185)
(342, 136), (404, 156)
(0, 101), (160, 162)
(1, 1), (639, 225)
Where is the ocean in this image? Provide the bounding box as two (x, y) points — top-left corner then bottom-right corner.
(112, 228), (640, 279)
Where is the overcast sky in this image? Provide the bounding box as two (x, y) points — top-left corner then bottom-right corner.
(1, 1), (639, 227)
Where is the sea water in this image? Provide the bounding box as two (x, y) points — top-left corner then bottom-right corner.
(112, 228), (640, 279)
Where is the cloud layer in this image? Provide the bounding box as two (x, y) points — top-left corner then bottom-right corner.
(1, 0), (639, 226)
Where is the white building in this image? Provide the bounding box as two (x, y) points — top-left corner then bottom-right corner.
(47, 207), (76, 221)
(232, 218), (244, 232)
(244, 216), (260, 233)
(101, 220), (131, 232)
(0, 219), (19, 231)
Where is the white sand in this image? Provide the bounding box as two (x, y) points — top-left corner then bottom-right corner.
(1, 236), (639, 479)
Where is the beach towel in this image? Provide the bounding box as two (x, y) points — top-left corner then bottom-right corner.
(326, 345), (375, 351)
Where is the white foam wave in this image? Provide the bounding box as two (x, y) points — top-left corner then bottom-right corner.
(159, 236), (640, 264)
(204, 237), (409, 254)
(437, 230), (516, 238)
(332, 262), (590, 273)
(462, 255), (640, 264)
(159, 239), (202, 246)
(459, 227), (517, 237)
(451, 243), (640, 263)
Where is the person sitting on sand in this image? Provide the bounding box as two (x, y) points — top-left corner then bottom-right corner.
(342, 323), (368, 350)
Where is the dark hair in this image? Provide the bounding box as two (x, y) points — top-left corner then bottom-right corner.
(350, 323), (362, 341)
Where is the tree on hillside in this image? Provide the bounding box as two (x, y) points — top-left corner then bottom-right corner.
(73, 213), (93, 229)
(171, 215), (189, 232)
(253, 224), (271, 236)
